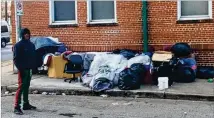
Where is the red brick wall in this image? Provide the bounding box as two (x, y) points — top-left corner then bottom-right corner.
(11, 1), (143, 51)
(148, 1), (214, 48)
(195, 51), (214, 66)
(11, 1), (214, 66)
(148, 1), (214, 66)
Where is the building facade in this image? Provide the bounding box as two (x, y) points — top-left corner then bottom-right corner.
(11, 1), (214, 66)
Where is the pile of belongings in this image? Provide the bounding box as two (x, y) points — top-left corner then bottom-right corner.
(152, 43), (197, 87)
(30, 37), (67, 74)
(170, 43), (197, 83)
(31, 40), (201, 92)
(80, 49), (152, 92)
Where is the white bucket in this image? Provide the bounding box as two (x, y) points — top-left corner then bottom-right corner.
(158, 77), (169, 90)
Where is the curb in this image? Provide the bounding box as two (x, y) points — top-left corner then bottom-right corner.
(5, 86), (214, 101)
(164, 92), (214, 101)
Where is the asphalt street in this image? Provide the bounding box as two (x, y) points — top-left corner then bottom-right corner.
(1, 95), (214, 118)
(1, 45), (13, 62)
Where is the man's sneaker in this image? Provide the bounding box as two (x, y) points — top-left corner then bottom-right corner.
(14, 107), (24, 115)
(23, 104), (37, 110)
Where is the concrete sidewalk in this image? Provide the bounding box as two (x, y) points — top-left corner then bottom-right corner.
(6, 78), (214, 101)
(1, 61), (45, 93)
(1, 61), (45, 86)
(1, 61), (214, 101)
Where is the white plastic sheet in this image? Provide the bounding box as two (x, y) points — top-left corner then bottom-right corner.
(82, 54), (128, 87)
(127, 54), (150, 68)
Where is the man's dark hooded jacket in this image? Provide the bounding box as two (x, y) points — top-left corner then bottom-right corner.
(13, 29), (36, 70)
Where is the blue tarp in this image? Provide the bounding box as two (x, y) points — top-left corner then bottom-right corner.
(30, 37), (66, 74)
(30, 37), (64, 50)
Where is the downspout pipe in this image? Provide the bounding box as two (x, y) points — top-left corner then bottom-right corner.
(142, 1), (148, 53)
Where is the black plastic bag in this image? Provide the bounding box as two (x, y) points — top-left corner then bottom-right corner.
(169, 57), (196, 83)
(118, 64), (145, 90)
(172, 66), (196, 83)
(120, 50), (136, 59)
(152, 56), (197, 85)
(196, 66), (214, 79)
(171, 43), (192, 57)
(112, 49), (137, 59)
(112, 49), (121, 54)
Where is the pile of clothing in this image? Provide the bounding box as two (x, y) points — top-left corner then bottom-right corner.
(61, 43), (198, 92)
(79, 50), (152, 92)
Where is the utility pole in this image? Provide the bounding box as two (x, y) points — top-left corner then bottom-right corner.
(5, 0), (8, 22)
(13, 0), (23, 74)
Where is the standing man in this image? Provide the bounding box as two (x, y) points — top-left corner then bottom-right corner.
(13, 28), (37, 115)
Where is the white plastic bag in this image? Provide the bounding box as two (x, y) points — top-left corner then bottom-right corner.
(94, 65), (112, 80)
(43, 53), (54, 66)
(87, 54), (106, 76)
(128, 55), (150, 68)
(82, 74), (94, 86)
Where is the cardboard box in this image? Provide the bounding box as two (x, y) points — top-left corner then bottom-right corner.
(152, 51), (172, 62)
(48, 55), (81, 79)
